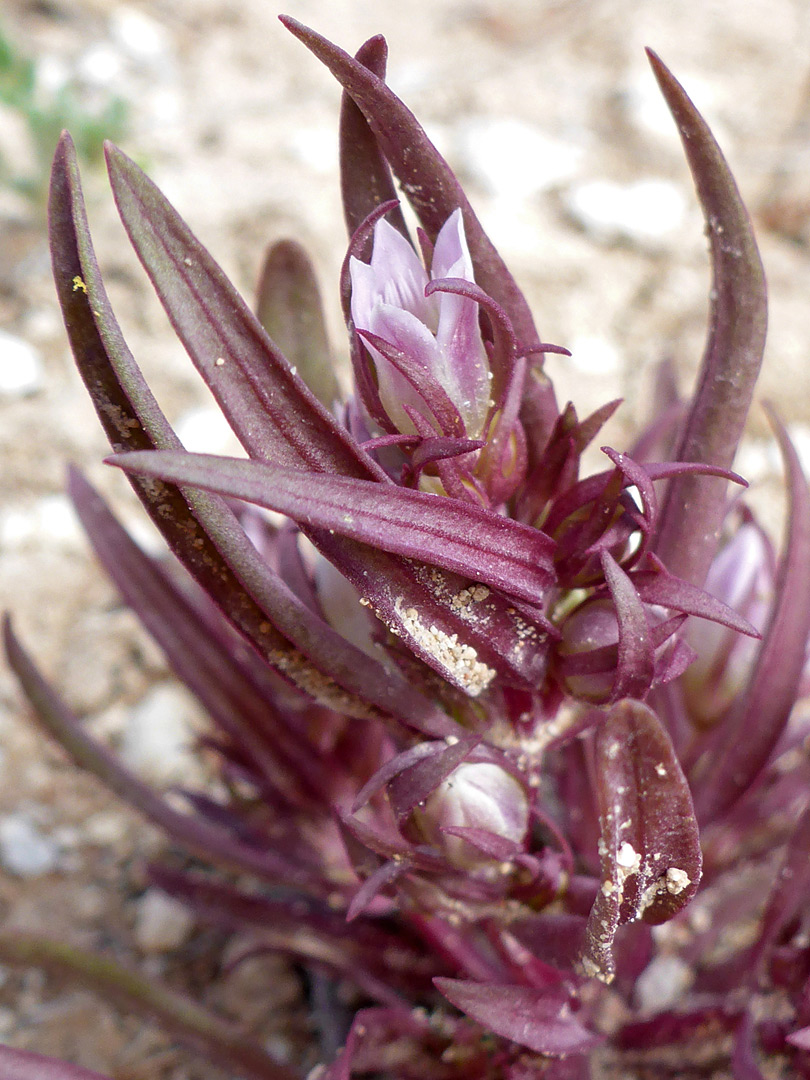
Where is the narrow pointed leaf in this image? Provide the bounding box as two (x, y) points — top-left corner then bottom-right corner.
(255, 238), (340, 410)
(3, 616), (323, 889)
(150, 867), (425, 1003)
(102, 140), (547, 695)
(648, 50), (767, 588)
(581, 700), (701, 983)
(352, 741), (443, 813)
(339, 35), (409, 240)
(732, 1012), (768, 1080)
(48, 132), (449, 729)
(752, 801), (810, 974)
(440, 826), (522, 861)
(389, 734), (480, 818)
(110, 450), (556, 605)
(628, 570), (759, 637)
(601, 552), (655, 701)
(433, 979), (602, 1056)
(106, 142), (384, 479)
(0, 933), (297, 1080)
(694, 409), (810, 821)
(357, 328), (466, 436)
(347, 860), (408, 921)
(280, 16), (542, 353)
(68, 468), (327, 807)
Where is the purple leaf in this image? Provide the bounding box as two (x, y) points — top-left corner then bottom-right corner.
(581, 699), (701, 983)
(440, 826), (522, 861)
(102, 142), (556, 691)
(601, 552), (655, 701)
(3, 616), (322, 890)
(0, 1048), (112, 1080)
(49, 133), (445, 729)
(356, 327), (466, 436)
(628, 568), (759, 638)
(425, 275), (518, 401)
(255, 238), (340, 410)
(787, 1027), (810, 1051)
(388, 734), (481, 818)
(648, 50), (767, 588)
(752, 801), (810, 974)
(517, 400), (622, 526)
(338, 35), (409, 242)
(616, 1006), (739, 1051)
(693, 409), (810, 822)
(149, 866), (429, 1003)
(106, 142), (384, 480)
(69, 468), (329, 808)
(433, 979), (601, 1056)
(347, 859), (408, 921)
(110, 450), (555, 607)
(732, 1012), (768, 1080)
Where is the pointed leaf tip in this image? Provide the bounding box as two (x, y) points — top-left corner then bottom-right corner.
(434, 979), (601, 1057)
(649, 47), (767, 590)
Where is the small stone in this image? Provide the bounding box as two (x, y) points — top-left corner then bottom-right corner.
(174, 404), (237, 454)
(565, 177), (687, 247)
(616, 841), (638, 869)
(121, 683), (198, 784)
(135, 889), (193, 954)
(635, 954), (693, 1013)
(82, 812), (128, 846)
(0, 813), (60, 877)
(110, 8), (171, 64)
(457, 117), (583, 199)
(0, 330), (44, 397)
(568, 335), (621, 376)
(77, 42), (124, 87)
(0, 495), (83, 550)
(290, 125), (337, 175)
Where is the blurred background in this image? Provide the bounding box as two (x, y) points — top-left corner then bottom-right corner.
(1, 0), (810, 1074)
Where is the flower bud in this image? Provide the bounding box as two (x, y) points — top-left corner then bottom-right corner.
(682, 519), (772, 727)
(419, 762), (530, 868)
(349, 210), (491, 440)
(556, 597), (619, 704)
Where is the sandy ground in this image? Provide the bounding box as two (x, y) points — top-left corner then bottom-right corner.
(1, 0), (810, 1076)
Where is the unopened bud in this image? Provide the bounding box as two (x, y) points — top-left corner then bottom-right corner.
(421, 762), (530, 867)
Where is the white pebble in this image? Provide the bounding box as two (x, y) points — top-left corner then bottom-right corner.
(566, 177), (686, 246)
(135, 888), (194, 953)
(0, 494), (83, 550)
(175, 404), (238, 454)
(110, 8), (171, 64)
(0, 813), (60, 877)
(457, 117), (583, 199)
(121, 684), (197, 784)
(289, 126), (337, 175)
(635, 954), (693, 1013)
(77, 42), (124, 87)
(568, 335), (621, 376)
(0, 330), (44, 396)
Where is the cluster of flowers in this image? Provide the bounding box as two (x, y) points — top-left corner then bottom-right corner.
(4, 16), (810, 1080)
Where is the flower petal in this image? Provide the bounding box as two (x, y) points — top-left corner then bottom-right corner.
(279, 16), (543, 352)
